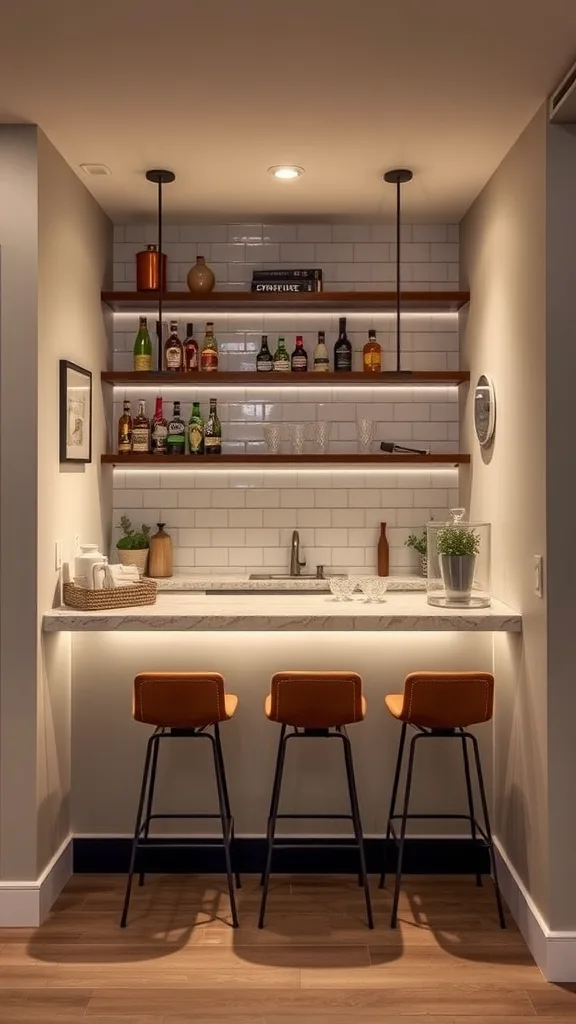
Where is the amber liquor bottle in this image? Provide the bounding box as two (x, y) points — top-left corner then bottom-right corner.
(151, 396), (168, 454)
(117, 400), (132, 453)
(164, 320), (183, 371)
(183, 323), (199, 372)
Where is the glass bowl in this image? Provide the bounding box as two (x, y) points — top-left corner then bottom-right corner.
(357, 575), (389, 602)
(329, 576), (357, 601)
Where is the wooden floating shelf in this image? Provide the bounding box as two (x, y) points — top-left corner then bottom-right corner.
(102, 453), (470, 466)
(101, 290), (469, 313)
(102, 370), (470, 387)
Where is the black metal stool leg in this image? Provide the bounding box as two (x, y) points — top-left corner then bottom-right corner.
(258, 725), (287, 928)
(469, 733), (506, 929)
(391, 732), (420, 929)
(380, 722), (407, 889)
(260, 723), (287, 887)
(120, 731), (158, 928)
(214, 724), (241, 890)
(460, 730), (482, 887)
(340, 728), (374, 929)
(138, 734), (160, 887)
(209, 731), (239, 928)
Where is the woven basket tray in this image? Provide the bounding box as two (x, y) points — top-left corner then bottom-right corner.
(63, 580), (157, 611)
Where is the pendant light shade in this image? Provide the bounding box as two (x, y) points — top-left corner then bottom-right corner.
(145, 169), (176, 371)
(384, 168), (413, 372)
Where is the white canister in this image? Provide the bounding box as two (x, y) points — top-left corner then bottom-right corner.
(74, 544), (108, 589)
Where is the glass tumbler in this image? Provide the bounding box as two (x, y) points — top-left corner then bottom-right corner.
(313, 420), (331, 454)
(264, 424), (282, 454)
(288, 422), (307, 456)
(356, 418), (375, 454)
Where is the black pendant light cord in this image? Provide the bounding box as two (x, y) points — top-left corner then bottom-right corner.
(384, 169), (413, 373)
(145, 169), (176, 371)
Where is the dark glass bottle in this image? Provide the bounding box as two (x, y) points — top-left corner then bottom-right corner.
(166, 400), (186, 455)
(256, 335), (274, 372)
(183, 323), (199, 372)
(117, 400), (132, 453)
(164, 319), (183, 371)
(188, 401), (204, 455)
(334, 316), (352, 372)
(291, 335), (308, 372)
(204, 398), (222, 455)
(151, 396), (168, 454)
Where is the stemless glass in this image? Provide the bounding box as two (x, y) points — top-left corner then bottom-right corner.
(356, 418), (375, 454)
(313, 420), (331, 454)
(288, 422), (306, 456)
(264, 424), (282, 454)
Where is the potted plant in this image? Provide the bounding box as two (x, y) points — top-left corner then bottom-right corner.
(405, 530), (428, 577)
(436, 519), (481, 603)
(116, 516), (151, 575)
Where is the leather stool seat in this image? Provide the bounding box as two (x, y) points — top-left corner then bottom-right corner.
(134, 672), (238, 728)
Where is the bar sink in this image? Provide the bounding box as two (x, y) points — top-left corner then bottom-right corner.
(249, 573), (322, 580)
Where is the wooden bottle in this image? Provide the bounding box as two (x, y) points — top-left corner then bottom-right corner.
(147, 523), (173, 578)
(377, 522), (389, 577)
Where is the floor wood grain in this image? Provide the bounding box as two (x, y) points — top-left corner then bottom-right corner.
(0, 874), (572, 1021)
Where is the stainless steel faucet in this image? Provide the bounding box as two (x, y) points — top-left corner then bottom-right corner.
(290, 529), (306, 576)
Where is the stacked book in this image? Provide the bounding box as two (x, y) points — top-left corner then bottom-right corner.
(251, 268), (323, 293)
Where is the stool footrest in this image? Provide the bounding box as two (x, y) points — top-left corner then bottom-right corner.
(273, 813), (354, 821)
(389, 814), (490, 847)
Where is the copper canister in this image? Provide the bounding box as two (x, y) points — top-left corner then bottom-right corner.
(136, 244), (167, 291)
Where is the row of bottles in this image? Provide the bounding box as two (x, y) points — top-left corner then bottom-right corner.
(132, 317), (381, 373)
(118, 397), (222, 456)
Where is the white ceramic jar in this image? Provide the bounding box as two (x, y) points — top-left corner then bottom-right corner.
(74, 544), (108, 589)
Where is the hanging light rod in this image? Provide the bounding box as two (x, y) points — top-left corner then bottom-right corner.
(145, 168), (176, 371)
(384, 168), (413, 373)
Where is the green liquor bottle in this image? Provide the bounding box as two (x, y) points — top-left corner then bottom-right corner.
(273, 336), (290, 372)
(188, 401), (204, 455)
(167, 400), (186, 455)
(133, 316), (152, 371)
(204, 397), (222, 456)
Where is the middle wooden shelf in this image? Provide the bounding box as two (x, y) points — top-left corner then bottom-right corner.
(102, 453), (470, 466)
(102, 370), (469, 387)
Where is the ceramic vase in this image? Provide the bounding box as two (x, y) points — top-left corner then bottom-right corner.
(187, 256), (215, 295)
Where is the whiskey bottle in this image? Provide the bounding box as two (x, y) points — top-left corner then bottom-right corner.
(291, 335), (308, 372)
(151, 396), (168, 454)
(273, 336), (290, 372)
(313, 331), (330, 371)
(204, 397), (222, 455)
(200, 321), (218, 371)
(164, 319), (183, 371)
(363, 329), (381, 372)
(334, 316), (352, 372)
(188, 401), (205, 455)
(132, 400), (150, 453)
(133, 316), (152, 371)
(117, 400), (132, 453)
(183, 322), (199, 372)
(166, 400), (186, 455)
(256, 335), (274, 371)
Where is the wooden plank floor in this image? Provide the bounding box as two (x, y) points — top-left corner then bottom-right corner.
(0, 874), (574, 1022)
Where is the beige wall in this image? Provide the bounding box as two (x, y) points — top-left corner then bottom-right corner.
(460, 106), (549, 918)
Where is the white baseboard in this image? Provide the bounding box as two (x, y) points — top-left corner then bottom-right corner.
(0, 836), (72, 927)
(495, 839), (576, 981)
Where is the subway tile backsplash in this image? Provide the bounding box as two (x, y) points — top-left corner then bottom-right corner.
(112, 220), (460, 576)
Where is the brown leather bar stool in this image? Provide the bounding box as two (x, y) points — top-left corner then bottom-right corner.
(380, 671), (505, 929)
(259, 671), (373, 929)
(120, 672), (240, 928)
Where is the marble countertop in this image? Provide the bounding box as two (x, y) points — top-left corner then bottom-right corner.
(43, 592), (521, 633)
(155, 574), (427, 593)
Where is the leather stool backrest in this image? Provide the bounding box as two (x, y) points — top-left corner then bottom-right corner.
(269, 671), (364, 728)
(133, 672), (227, 728)
(399, 671), (494, 729)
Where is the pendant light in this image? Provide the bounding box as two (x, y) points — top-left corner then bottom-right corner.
(145, 168), (176, 371)
(384, 168), (413, 372)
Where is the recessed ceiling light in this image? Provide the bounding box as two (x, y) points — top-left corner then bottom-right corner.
(80, 163), (112, 177)
(268, 165), (304, 180)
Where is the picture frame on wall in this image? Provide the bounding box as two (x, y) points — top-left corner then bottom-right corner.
(59, 360), (92, 464)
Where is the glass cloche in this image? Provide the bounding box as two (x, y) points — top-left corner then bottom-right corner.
(427, 508), (491, 608)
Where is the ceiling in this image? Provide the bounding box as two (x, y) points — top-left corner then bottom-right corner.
(0, 0), (575, 223)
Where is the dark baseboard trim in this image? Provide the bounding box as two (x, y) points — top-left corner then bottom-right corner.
(73, 837), (490, 875)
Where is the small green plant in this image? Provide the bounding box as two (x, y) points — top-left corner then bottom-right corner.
(437, 525), (480, 557)
(405, 530), (427, 556)
(116, 515), (151, 550)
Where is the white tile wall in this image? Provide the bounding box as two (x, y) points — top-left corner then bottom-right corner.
(112, 221), (460, 575)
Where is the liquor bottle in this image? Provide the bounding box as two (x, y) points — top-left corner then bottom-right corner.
(313, 331), (330, 371)
(167, 400), (186, 455)
(291, 335), (308, 372)
(273, 336), (290, 372)
(256, 335), (274, 372)
(363, 329), (381, 373)
(204, 397), (222, 455)
(183, 322), (199, 372)
(151, 396), (168, 454)
(188, 401), (205, 455)
(377, 522), (390, 576)
(164, 319), (183, 372)
(133, 316), (152, 371)
(334, 316), (352, 372)
(132, 400), (150, 453)
(200, 321), (218, 371)
(117, 400), (132, 453)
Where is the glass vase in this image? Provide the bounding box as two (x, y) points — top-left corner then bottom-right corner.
(426, 509), (491, 608)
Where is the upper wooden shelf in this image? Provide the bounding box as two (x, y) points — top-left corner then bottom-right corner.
(101, 290), (469, 313)
(102, 370), (469, 387)
(102, 453), (470, 466)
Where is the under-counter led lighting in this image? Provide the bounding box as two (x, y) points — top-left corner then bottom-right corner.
(268, 165), (304, 180)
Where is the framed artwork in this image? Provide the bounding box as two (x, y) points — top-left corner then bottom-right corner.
(59, 360), (92, 463)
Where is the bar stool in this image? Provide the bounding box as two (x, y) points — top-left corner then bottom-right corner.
(380, 671), (505, 929)
(259, 670), (373, 929)
(120, 672), (240, 929)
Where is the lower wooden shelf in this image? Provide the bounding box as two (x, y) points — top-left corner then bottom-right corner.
(102, 453), (469, 466)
